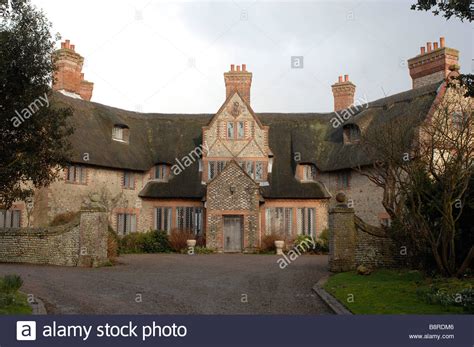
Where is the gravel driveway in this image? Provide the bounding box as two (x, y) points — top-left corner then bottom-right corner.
(0, 254), (332, 314)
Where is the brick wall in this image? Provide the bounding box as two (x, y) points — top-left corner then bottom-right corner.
(0, 209), (108, 267)
(329, 199), (399, 272)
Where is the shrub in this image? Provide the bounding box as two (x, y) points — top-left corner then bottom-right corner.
(194, 246), (214, 254)
(49, 211), (79, 226)
(418, 284), (474, 313)
(168, 229), (195, 252)
(119, 230), (172, 254)
(0, 275), (23, 293)
(141, 230), (172, 253)
(292, 233), (329, 254)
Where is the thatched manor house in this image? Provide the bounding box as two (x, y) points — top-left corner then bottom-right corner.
(2, 37), (463, 252)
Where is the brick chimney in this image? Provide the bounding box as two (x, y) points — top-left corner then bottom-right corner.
(53, 40), (94, 101)
(224, 64), (252, 104)
(331, 75), (356, 112)
(407, 37), (459, 89)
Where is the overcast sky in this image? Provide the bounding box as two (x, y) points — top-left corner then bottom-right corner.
(33, 0), (471, 114)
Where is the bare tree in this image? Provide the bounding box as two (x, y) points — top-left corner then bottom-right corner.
(359, 81), (473, 276)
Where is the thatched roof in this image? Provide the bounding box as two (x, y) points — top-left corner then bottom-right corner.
(52, 81), (440, 199)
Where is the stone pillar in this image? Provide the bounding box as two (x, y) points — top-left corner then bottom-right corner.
(78, 195), (108, 267)
(328, 193), (357, 272)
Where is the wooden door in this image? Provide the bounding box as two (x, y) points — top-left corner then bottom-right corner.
(223, 216), (243, 252)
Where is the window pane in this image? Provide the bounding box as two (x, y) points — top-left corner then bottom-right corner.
(67, 166), (75, 181)
(297, 208), (305, 235)
(165, 208), (171, 232)
(307, 208), (315, 236)
(117, 214), (125, 234)
(130, 215), (137, 233)
(79, 166), (86, 184)
(245, 161), (254, 178)
(285, 208), (293, 235)
(12, 210), (20, 228)
(209, 162), (215, 179)
(237, 122), (245, 138)
(227, 122), (234, 138)
(255, 162), (263, 180)
(5, 210), (12, 228)
(156, 208), (162, 230)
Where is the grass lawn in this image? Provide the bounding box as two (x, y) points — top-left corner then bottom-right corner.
(324, 269), (473, 314)
(0, 276), (32, 315)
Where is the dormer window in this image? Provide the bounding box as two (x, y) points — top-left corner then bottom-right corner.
(302, 164), (317, 181)
(112, 124), (130, 143)
(154, 164), (170, 181)
(343, 124), (361, 145)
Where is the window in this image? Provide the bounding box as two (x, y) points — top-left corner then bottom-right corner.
(176, 207), (203, 235)
(225, 121), (246, 139)
(297, 208), (315, 236)
(237, 121), (245, 139)
(155, 207), (172, 232)
(303, 165), (317, 181)
(208, 161), (227, 179)
(117, 213), (136, 235)
(237, 161), (266, 181)
(337, 170), (351, 189)
(155, 165), (169, 180)
(123, 171), (135, 189)
(452, 112), (464, 130)
(0, 209), (21, 228)
(343, 125), (361, 144)
(227, 122), (234, 138)
(112, 125), (129, 143)
(266, 208), (293, 235)
(66, 165), (86, 184)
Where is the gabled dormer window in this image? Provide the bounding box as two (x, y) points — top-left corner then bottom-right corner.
(154, 164), (169, 181)
(343, 124), (361, 145)
(112, 124), (130, 143)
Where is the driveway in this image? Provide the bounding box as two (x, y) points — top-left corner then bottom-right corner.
(0, 254), (332, 314)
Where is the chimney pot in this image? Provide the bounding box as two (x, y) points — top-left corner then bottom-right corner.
(242, 64), (246, 71)
(236, 65), (241, 72)
(338, 76), (343, 83)
(61, 42), (66, 49)
(70, 44), (75, 51)
(230, 64), (235, 71)
(427, 42), (432, 52)
(440, 37), (445, 47)
(433, 42), (438, 49)
(344, 74), (349, 82)
(420, 46), (425, 54)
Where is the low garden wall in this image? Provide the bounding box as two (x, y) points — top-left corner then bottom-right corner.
(328, 194), (400, 272)
(0, 208), (108, 267)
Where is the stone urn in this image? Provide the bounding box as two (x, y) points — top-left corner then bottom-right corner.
(274, 240), (285, 255)
(186, 239), (197, 248)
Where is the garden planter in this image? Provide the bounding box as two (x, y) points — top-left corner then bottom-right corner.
(274, 240), (285, 255)
(186, 239), (197, 248)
